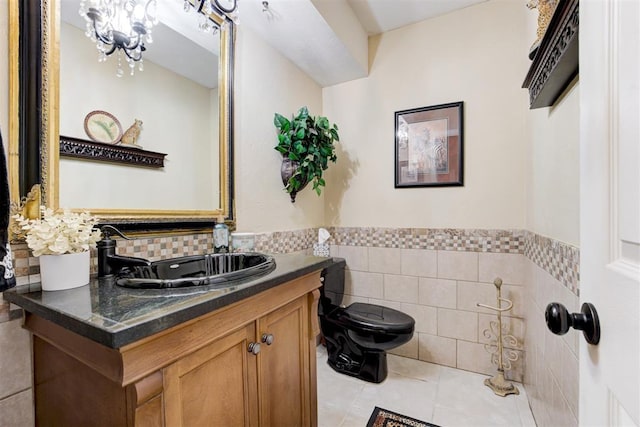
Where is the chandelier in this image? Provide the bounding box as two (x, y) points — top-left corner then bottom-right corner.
(79, 0), (159, 77)
(79, 0), (239, 76)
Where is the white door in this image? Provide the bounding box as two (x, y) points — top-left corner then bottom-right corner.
(580, 0), (640, 425)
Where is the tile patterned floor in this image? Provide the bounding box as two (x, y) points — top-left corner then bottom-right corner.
(316, 346), (537, 427)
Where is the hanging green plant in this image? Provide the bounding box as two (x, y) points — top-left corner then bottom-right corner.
(274, 106), (340, 202)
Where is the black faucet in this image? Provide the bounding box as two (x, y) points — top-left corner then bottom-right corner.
(97, 225), (151, 278)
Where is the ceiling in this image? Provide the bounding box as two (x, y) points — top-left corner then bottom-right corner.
(61, 0), (487, 88)
(239, 0), (487, 86)
(346, 0), (488, 35)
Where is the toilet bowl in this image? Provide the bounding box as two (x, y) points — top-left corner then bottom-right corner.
(319, 258), (415, 383)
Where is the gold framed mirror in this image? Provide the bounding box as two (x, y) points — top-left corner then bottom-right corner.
(9, 0), (235, 229)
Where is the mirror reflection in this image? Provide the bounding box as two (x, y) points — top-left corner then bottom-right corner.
(58, 0), (222, 213)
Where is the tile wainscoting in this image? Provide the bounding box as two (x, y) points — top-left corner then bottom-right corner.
(523, 231), (580, 427)
(0, 227), (579, 426)
(324, 227), (580, 427)
(325, 228), (528, 383)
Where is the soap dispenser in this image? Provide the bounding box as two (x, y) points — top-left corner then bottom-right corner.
(213, 217), (229, 253)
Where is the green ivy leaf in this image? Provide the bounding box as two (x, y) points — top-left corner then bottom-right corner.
(274, 113), (290, 131)
(273, 106), (340, 198)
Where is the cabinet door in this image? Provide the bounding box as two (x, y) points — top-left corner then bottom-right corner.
(163, 324), (259, 427)
(258, 296), (311, 426)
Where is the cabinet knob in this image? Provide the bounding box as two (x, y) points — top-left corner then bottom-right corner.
(545, 302), (601, 345)
(261, 333), (274, 345)
(248, 342), (261, 355)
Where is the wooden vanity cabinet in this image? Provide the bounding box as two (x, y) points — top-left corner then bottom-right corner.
(163, 322), (260, 426)
(25, 272), (322, 427)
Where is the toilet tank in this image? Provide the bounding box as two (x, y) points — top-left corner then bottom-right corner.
(320, 258), (346, 307)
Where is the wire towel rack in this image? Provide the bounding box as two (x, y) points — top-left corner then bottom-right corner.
(476, 277), (520, 397)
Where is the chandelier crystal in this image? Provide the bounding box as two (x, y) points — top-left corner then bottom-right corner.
(79, 0), (159, 77)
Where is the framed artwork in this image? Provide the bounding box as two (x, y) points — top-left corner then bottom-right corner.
(394, 102), (464, 188)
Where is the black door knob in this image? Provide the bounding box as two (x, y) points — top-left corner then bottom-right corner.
(545, 302), (600, 345)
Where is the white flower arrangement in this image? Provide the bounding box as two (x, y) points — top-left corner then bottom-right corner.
(13, 208), (102, 257)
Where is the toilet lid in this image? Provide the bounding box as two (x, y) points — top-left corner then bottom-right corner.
(340, 303), (415, 334)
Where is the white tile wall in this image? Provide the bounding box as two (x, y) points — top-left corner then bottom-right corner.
(417, 333), (457, 367)
(478, 252), (526, 284)
(334, 240), (579, 427)
(478, 313), (524, 350)
(437, 251), (479, 281)
(523, 259), (579, 427)
(368, 247), (401, 274)
(336, 245), (525, 382)
(401, 249), (437, 277)
(345, 270), (384, 299)
(393, 334), (419, 358)
(0, 318), (33, 427)
(418, 278), (456, 309)
(383, 274), (418, 303)
(335, 245), (368, 271)
(401, 303), (437, 335)
(437, 308), (478, 341)
(0, 319), (32, 400)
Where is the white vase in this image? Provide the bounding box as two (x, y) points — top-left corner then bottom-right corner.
(39, 251), (90, 291)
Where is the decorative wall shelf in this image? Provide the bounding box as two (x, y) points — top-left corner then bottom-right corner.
(522, 0), (579, 109)
(59, 135), (167, 168)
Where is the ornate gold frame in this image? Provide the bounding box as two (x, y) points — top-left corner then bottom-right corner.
(9, 0), (235, 226)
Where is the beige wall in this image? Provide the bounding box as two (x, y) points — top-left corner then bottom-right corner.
(525, 82), (580, 246)
(323, 0), (530, 229)
(234, 27), (324, 233)
(59, 23), (217, 212)
(521, 3), (580, 426)
(522, 0), (580, 248)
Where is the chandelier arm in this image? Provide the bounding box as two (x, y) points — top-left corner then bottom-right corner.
(92, 20), (113, 45)
(123, 33), (142, 51)
(212, 0), (237, 14)
(122, 45), (143, 62)
(193, 0), (206, 13)
(104, 44), (117, 56)
(144, 0), (156, 20)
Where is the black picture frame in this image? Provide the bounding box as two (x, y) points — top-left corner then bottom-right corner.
(394, 102), (464, 188)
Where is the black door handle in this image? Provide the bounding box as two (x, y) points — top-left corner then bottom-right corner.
(545, 302), (600, 345)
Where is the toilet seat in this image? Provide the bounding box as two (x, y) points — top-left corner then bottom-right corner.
(336, 303), (415, 334)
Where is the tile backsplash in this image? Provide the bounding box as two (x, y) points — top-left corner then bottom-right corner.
(8, 227), (579, 297)
(329, 227), (525, 253)
(524, 230), (580, 295)
(1, 226), (579, 427)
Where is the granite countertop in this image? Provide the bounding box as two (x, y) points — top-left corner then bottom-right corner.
(3, 253), (334, 349)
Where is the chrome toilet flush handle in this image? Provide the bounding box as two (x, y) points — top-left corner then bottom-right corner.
(545, 302), (601, 345)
